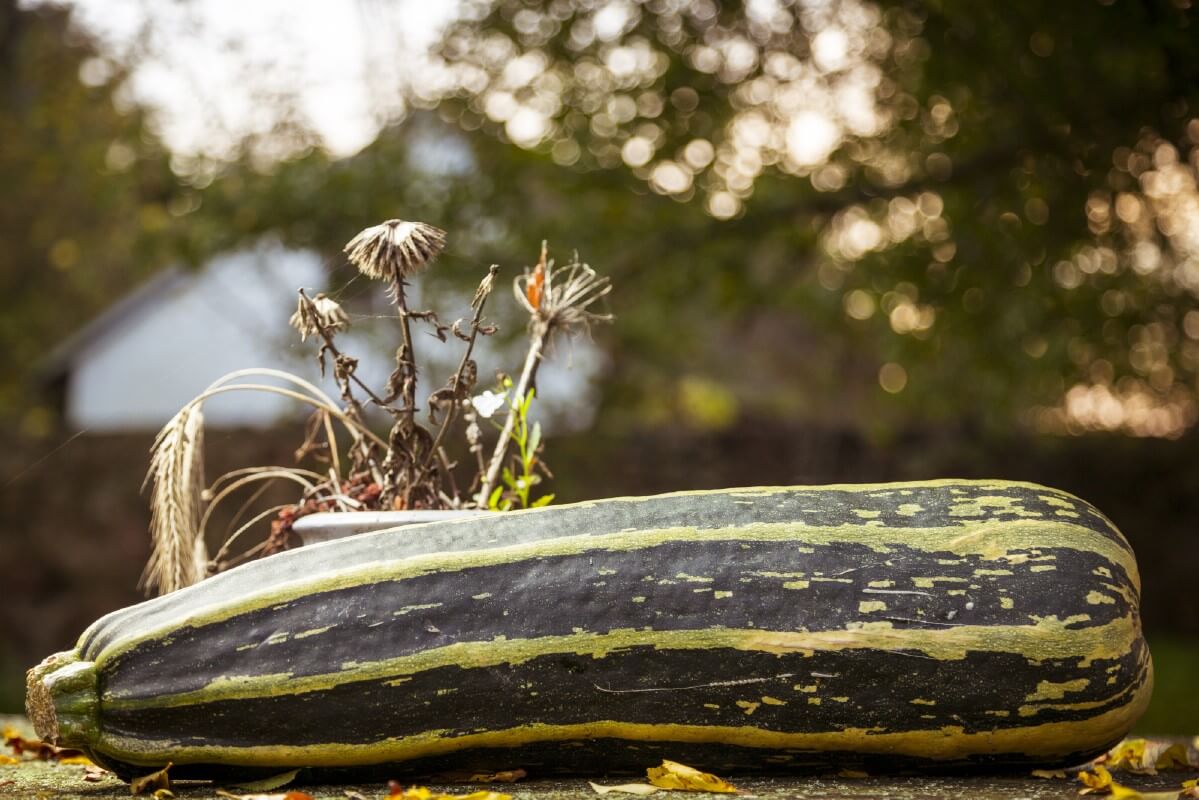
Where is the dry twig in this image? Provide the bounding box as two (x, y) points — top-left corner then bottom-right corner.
(478, 243), (611, 505)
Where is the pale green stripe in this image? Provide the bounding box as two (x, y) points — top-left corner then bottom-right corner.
(93, 517), (1139, 669)
(103, 613), (1142, 710)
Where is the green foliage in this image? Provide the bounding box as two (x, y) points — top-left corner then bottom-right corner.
(11, 0), (1199, 444)
(0, 0), (196, 432)
(409, 0), (1199, 439)
(1132, 635), (1199, 736)
(488, 381), (553, 510)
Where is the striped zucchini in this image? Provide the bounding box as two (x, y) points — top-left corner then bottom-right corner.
(27, 480), (1151, 781)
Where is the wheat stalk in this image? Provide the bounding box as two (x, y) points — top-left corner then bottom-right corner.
(140, 403), (208, 596)
(140, 368), (385, 596)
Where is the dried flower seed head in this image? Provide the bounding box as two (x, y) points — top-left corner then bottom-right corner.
(290, 292), (349, 342)
(514, 243), (612, 335)
(344, 219), (447, 282)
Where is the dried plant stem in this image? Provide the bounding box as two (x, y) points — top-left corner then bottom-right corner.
(476, 246), (611, 507)
(206, 465), (328, 493)
(298, 289), (389, 412)
(297, 289), (382, 474)
(380, 277), (421, 508)
(414, 265), (499, 489)
(195, 367), (381, 449)
(217, 540), (271, 571)
(210, 503), (293, 569)
(478, 323), (548, 506)
(218, 480), (274, 562)
(320, 413), (342, 477)
(199, 468), (320, 546)
(208, 367), (339, 402)
(190, 384), (387, 450)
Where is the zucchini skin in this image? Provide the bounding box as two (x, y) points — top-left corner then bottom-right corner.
(27, 480), (1151, 780)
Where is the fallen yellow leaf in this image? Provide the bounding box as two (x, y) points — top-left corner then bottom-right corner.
(836, 769), (869, 779)
(1102, 738), (1192, 775)
(1079, 765), (1115, 794)
(389, 787), (511, 800)
(1076, 765), (1179, 799)
(1182, 778), (1199, 799)
(646, 760), (738, 793)
(57, 755), (94, 766)
(0, 755), (18, 766)
(1152, 743), (1192, 771)
(589, 782), (660, 796)
(1031, 769), (1068, 779)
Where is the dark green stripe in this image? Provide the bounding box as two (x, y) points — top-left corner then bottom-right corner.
(101, 539), (1134, 701)
(78, 481), (1130, 658)
(104, 642), (1149, 748)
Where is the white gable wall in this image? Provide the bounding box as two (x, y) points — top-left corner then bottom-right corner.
(66, 246), (326, 430)
(64, 244), (604, 433)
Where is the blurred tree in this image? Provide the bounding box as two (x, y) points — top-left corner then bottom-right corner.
(0, 0), (195, 433)
(11, 0), (1199, 443)
(380, 0), (1199, 438)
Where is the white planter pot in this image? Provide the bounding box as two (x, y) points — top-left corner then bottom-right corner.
(290, 509), (490, 546)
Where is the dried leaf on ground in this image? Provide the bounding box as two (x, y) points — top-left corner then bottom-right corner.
(1101, 738), (1195, 774)
(343, 792), (369, 800)
(214, 791), (314, 800)
(1076, 765), (1170, 799)
(387, 786), (511, 800)
(0, 755), (18, 766)
(435, 769), (527, 784)
(1078, 766), (1115, 795)
(836, 769), (869, 778)
(1183, 778), (1199, 798)
(83, 764), (110, 782)
(227, 770), (301, 792)
(130, 762), (171, 796)
(3, 725), (87, 762)
(589, 782), (660, 795)
(1031, 769), (1068, 779)
(646, 760), (738, 793)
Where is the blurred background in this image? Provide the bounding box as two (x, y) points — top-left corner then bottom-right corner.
(2, 0), (1197, 731)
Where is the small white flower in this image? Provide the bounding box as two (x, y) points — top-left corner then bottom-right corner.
(470, 389), (507, 419)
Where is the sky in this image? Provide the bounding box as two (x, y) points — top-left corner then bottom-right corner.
(58, 0), (460, 158)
